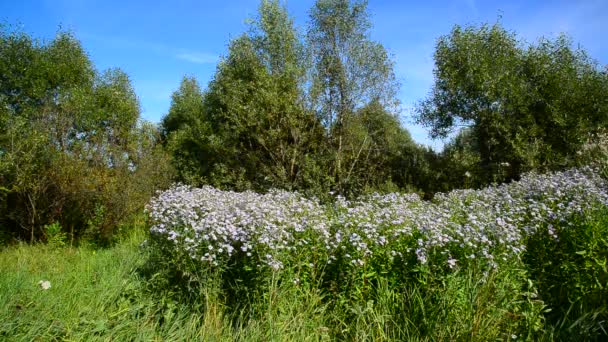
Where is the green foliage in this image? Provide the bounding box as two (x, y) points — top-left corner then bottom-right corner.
(2, 208), (608, 339)
(161, 0), (423, 198)
(524, 208), (608, 340)
(3, 4), (608, 340)
(577, 129), (608, 180)
(163, 1), (327, 193)
(161, 76), (210, 186)
(205, 33), (324, 191)
(43, 222), (66, 248)
(417, 21), (608, 186)
(83, 204), (106, 243)
(142, 166), (608, 339)
(0, 25), (173, 243)
(308, 0), (403, 194)
(143, 203), (605, 340)
(308, 0), (400, 120)
(417, 128), (485, 194)
(161, 76), (206, 141)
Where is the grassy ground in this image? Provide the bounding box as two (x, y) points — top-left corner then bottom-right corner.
(0, 230), (332, 341)
(0, 230), (525, 341)
(0, 231), (164, 340)
(1, 210), (607, 341)
(0, 233), (546, 341)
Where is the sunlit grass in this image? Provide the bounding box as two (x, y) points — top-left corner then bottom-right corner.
(0, 198), (606, 340)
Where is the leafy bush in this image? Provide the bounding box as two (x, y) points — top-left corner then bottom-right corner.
(577, 129), (608, 180)
(0, 26), (174, 243)
(43, 222), (66, 248)
(144, 167), (608, 338)
(525, 209), (608, 339)
(417, 23), (608, 186)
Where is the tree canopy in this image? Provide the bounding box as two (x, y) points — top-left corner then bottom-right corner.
(2, 2), (608, 243)
(417, 22), (608, 183)
(161, 0), (420, 197)
(0, 25), (172, 242)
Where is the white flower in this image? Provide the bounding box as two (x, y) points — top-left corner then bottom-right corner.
(38, 280), (51, 290)
(145, 167), (608, 277)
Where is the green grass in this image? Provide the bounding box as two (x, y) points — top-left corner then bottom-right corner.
(0, 232), (533, 341)
(0, 230), (332, 341)
(0, 230), (162, 340)
(1, 209), (607, 341)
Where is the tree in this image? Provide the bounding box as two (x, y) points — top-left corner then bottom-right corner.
(338, 100), (422, 194)
(307, 0), (401, 193)
(162, 0), (420, 197)
(161, 76), (205, 139)
(417, 22), (608, 184)
(161, 76), (212, 185)
(0, 25), (172, 242)
(165, 0), (325, 192)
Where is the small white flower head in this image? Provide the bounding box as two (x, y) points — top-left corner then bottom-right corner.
(38, 280), (51, 290)
(416, 248), (427, 264)
(464, 171), (472, 178)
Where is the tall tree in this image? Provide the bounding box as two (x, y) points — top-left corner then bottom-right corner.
(161, 76), (214, 185)
(161, 76), (205, 139)
(0, 26), (171, 241)
(307, 0), (401, 193)
(165, 1), (325, 191)
(356, 100), (423, 193)
(162, 0), (420, 196)
(417, 22), (608, 183)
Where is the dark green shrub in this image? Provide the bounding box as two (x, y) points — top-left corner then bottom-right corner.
(0, 26), (174, 244)
(524, 208), (608, 339)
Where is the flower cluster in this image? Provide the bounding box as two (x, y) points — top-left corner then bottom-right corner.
(146, 186), (328, 270)
(146, 167), (608, 274)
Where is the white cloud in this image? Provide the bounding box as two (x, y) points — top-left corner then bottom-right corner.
(175, 52), (218, 64)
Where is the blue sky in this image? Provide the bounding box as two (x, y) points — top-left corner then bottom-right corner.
(2, 0), (607, 149)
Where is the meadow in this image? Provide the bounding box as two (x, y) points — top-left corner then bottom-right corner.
(1, 167), (607, 341)
(3, 0), (608, 340)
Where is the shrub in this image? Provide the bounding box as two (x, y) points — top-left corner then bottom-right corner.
(0, 27), (174, 244)
(43, 222), (66, 248)
(144, 167), (608, 338)
(577, 129), (608, 180)
(525, 208), (608, 339)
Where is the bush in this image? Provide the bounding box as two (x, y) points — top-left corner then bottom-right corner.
(144, 167), (608, 339)
(0, 27), (174, 244)
(577, 129), (608, 180)
(525, 208), (608, 339)
(43, 222), (67, 247)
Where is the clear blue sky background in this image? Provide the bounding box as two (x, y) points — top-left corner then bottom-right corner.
(2, 0), (607, 149)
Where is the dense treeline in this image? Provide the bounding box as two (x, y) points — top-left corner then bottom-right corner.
(162, 0), (608, 197)
(418, 23), (608, 187)
(162, 0), (425, 198)
(1, 0), (607, 243)
(0, 24), (173, 243)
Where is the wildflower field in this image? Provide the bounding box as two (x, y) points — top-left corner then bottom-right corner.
(142, 167), (608, 340)
(3, 0), (608, 339)
(1, 167), (607, 340)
